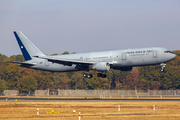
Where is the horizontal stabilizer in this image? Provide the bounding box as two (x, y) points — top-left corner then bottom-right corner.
(5, 61), (37, 66)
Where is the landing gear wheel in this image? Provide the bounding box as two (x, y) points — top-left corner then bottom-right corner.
(97, 73), (107, 78)
(84, 73), (93, 78)
(101, 74), (107, 78)
(87, 74), (93, 78)
(83, 73), (87, 77)
(97, 73), (102, 77)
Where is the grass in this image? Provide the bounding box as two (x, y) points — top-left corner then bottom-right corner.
(0, 101), (180, 120)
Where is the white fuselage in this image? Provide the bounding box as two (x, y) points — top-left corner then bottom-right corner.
(24, 47), (176, 72)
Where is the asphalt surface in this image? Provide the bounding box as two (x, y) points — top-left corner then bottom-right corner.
(1, 97), (180, 101)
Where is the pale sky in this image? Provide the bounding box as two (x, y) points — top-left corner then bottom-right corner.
(0, 0), (180, 56)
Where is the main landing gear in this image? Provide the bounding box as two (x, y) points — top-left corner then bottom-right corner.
(97, 73), (107, 78)
(160, 63), (166, 72)
(83, 72), (107, 78)
(83, 73), (93, 78)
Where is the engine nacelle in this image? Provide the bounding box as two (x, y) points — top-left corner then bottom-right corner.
(92, 62), (110, 71)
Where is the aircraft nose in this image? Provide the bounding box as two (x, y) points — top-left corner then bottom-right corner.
(165, 53), (176, 61)
(169, 53), (176, 60)
(172, 54), (176, 59)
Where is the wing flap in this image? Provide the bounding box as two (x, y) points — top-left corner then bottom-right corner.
(38, 56), (95, 66)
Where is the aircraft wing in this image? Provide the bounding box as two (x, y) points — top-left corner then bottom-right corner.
(5, 61), (37, 66)
(38, 56), (95, 66)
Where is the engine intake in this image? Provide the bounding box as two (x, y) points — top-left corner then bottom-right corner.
(92, 62), (110, 71)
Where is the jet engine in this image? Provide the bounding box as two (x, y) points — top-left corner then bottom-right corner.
(92, 62), (110, 71)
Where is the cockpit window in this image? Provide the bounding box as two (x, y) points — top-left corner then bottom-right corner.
(164, 51), (173, 53)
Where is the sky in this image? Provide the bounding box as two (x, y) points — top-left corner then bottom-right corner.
(0, 0), (180, 57)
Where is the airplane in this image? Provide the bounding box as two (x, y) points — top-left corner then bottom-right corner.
(6, 31), (176, 78)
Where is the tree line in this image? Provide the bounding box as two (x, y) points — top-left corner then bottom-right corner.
(0, 50), (180, 93)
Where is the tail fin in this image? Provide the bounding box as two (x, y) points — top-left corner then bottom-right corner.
(14, 31), (45, 61)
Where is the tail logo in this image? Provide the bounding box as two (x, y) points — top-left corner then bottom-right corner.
(14, 31), (45, 61)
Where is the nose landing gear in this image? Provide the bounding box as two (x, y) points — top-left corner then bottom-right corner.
(160, 63), (166, 71)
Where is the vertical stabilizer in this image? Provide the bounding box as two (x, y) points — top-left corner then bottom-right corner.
(14, 31), (45, 61)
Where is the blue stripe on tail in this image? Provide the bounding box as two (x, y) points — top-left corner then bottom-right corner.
(14, 32), (31, 61)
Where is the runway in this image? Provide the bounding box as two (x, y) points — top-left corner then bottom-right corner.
(1, 97), (180, 101)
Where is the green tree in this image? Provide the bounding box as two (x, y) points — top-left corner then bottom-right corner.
(15, 54), (24, 61)
(18, 76), (37, 93)
(62, 51), (70, 55)
(0, 53), (8, 61)
(60, 76), (71, 89)
(70, 71), (86, 89)
(6, 63), (21, 89)
(0, 79), (7, 95)
(36, 71), (53, 90)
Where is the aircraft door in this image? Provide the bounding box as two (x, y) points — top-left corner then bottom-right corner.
(122, 53), (127, 60)
(153, 50), (157, 58)
(45, 60), (49, 66)
(80, 57), (83, 61)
